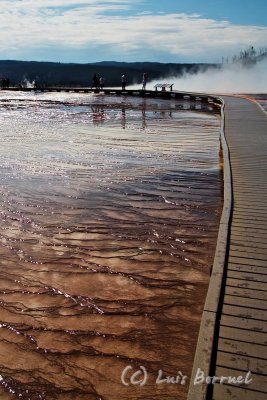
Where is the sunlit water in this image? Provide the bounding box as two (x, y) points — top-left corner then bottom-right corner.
(0, 91), (222, 400)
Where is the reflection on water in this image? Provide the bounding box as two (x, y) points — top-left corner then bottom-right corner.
(0, 92), (222, 400)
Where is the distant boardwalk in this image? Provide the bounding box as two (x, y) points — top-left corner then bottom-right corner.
(1, 86), (217, 104)
(188, 97), (267, 399)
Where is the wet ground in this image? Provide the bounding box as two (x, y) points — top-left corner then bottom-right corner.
(0, 92), (222, 400)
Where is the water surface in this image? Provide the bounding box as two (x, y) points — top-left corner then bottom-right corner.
(0, 92), (222, 400)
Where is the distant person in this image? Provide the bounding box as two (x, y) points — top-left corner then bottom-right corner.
(96, 74), (100, 89)
(0, 77), (10, 89)
(33, 76), (39, 89)
(92, 73), (100, 89)
(142, 73), (147, 90)
(99, 76), (105, 90)
(121, 73), (127, 90)
(92, 73), (97, 88)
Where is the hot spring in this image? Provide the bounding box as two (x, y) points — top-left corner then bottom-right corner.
(0, 91), (222, 400)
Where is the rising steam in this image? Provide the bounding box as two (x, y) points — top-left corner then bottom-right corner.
(147, 55), (267, 94)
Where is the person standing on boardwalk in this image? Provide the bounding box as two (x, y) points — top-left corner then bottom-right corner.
(142, 73), (147, 90)
(121, 73), (127, 90)
(99, 76), (105, 90)
(92, 73), (100, 89)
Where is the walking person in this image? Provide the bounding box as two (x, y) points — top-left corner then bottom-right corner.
(121, 73), (127, 91)
(142, 72), (147, 90)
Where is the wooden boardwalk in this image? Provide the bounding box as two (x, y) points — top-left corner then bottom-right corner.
(188, 96), (267, 399)
(211, 97), (267, 399)
(2, 86), (220, 105)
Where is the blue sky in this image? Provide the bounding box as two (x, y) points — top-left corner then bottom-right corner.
(140, 0), (267, 26)
(0, 0), (266, 63)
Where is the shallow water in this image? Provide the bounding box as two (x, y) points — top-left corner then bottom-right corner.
(0, 92), (222, 400)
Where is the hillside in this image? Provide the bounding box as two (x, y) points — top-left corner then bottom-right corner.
(0, 60), (218, 87)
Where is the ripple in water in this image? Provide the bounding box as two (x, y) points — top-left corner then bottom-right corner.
(0, 92), (222, 400)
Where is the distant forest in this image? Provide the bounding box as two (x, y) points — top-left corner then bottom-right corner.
(0, 60), (218, 87)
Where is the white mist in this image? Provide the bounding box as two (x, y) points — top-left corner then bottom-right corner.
(145, 58), (267, 94)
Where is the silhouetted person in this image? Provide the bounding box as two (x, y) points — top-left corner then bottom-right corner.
(33, 76), (39, 89)
(0, 78), (10, 88)
(92, 74), (97, 88)
(92, 73), (100, 89)
(142, 73), (147, 90)
(99, 76), (105, 90)
(121, 73), (127, 90)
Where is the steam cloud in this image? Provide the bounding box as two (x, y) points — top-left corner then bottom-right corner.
(148, 58), (267, 94)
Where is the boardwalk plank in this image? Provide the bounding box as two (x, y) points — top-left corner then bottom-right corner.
(230, 242), (267, 250)
(230, 236), (267, 247)
(232, 204), (267, 211)
(230, 228), (267, 237)
(228, 263), (267, 275)
(231, 222), (267, 231)
(233, 206), (267, 212)
(219, 325), (267, 345)
(222, 304), (267, 321)
(220, 314), (267, 332)
(215, 367), (267, 393)
(224, 294), (267, 311)
(229, 251), (267, 261)
(232, 217), (267, 225)
(226, 277), (267, 291)
(227, 270), (267, 282)
(218, 338), (267, 359)
(216, 351), (267, 375)
(213, 382), (267, 400)
(228, 257), (267, 267)
(225, 286), (267, 301)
